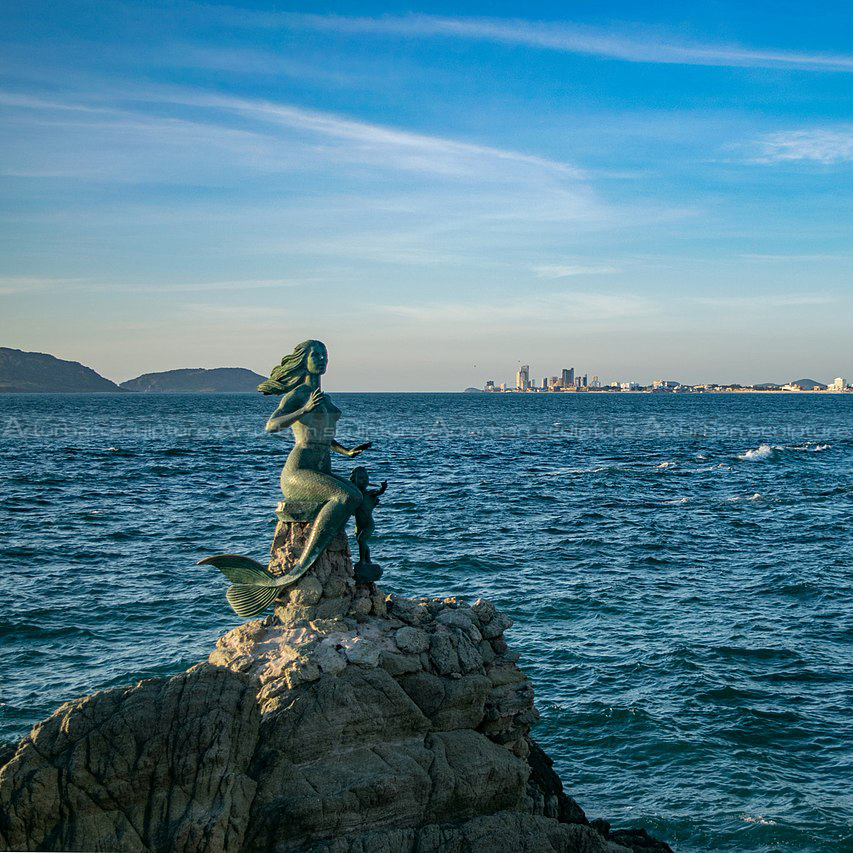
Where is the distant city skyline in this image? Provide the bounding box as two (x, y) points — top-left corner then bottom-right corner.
(1, 2), (852, 390)
(483, 364), (849, 392)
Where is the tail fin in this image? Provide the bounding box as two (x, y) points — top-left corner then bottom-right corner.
(225, 584), (279, 618)
(197, 554), (276, 586)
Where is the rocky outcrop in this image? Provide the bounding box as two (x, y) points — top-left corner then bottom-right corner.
(120, 368), (267, 393)
(0, 524), (672, 853)
(0, 347), (124, 393)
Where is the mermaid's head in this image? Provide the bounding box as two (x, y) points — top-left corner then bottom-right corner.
(257, 340), (327, 395)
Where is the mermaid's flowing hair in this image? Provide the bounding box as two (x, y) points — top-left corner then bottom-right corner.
(257, 340), (326, 395)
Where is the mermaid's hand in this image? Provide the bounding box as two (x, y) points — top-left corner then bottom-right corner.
(349, 442), (372, 457)
(302, 389), (327, 412)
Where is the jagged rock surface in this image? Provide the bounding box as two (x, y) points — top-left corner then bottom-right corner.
(0, 524), (671, 853)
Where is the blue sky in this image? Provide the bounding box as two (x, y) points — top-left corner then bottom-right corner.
(1, 1), (851, 389)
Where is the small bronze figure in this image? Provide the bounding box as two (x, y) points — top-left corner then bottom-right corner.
(349, 466), (387, 584)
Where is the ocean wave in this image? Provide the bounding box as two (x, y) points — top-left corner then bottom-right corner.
(738, 444), (778, 461)
(738, 442), (832, 461)
(741, 815), (777, 826)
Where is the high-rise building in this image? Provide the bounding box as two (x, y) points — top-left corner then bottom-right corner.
(516, 364), (530, 391)
(562, 368), (574, 387)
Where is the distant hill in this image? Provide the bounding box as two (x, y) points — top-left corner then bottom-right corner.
(0, 347), (124, 393)
(121, 367), (267, 392)
(789, 378), (827, 391)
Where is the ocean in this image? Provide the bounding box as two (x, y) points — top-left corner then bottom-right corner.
(1, 391), (851, 851)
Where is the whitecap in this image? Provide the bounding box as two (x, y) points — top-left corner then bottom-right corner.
(741, 815), (777, 826)
(664, 497), (689, 505)
(738, 444), (777, 461)
(748, 492), (763, 501)
(657, 461), (676, 468)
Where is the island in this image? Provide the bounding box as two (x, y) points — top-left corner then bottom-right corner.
(120, 367), (267, 393)
(0, 347), (124, 393)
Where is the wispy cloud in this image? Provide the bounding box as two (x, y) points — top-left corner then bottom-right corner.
(0, 85), (584, 183)
(245, 13), (853, 73)
(749, 129), (853, 164)
(0, 276), (83, 295)
(739, 252), (852, 262)
(693, 294), (835, 308)
(152, 89), (582, 180)
(534, 264), (619, 278)
(378, 291), (657, 326)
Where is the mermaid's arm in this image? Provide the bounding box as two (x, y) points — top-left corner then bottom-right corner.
(265, 388), (317, 433)
(331, 440), (372, 457)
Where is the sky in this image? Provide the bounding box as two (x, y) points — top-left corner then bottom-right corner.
(1, 1), (851, 390)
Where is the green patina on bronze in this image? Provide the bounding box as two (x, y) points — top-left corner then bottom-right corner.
(349, 466), (387, 584)
(199, 340), (371, 618)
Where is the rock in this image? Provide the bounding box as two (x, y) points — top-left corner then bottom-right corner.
(395, 626), (430, 654)
(0, 666), (260, 853)
(301, 813), (624, 853)
(609, 828), (675, 852)
(387, 596), (431, 626)
(482, 612), (514, 640)
(0, 523), (671, 853)
(379, 651), (422, 677)
(314, 643), (347, 676)
(340, 636), (381, 668)
(472, 598), (496, 624)
(290, 576), (323, 606)
(429, 631), (461, 676)
(399, 672), (491, 731)
(436, 607), (481, 641)
(526, 737), (589, 826)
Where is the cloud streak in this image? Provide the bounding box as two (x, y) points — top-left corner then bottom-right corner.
(0, 85), (584, 184)
(534, 264), (619, 278)
(250, 13), (853, 73)
(749, 129), (853, 164)
(378, 291), (657, 326)
(693, 294), (835, 308)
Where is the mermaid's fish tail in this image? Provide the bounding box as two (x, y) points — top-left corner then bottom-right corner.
(197, 554), (277, 585)
(226, 584), (279, 618)
(199, 553), (317, 618)
(198, 554), (281, 618)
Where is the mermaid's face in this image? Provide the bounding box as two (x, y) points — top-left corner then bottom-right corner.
(305, 343), (328, 375)
(351, 468), (369, 489)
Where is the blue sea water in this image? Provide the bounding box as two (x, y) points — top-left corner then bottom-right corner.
(1, 392), (852, 852)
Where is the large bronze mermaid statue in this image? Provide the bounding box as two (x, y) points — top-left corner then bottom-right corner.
(199, 340), (370, 618)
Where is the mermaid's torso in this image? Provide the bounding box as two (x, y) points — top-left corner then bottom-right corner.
(282, 392), (341, 478)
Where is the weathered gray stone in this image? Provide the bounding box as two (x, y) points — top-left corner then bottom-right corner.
(291, 575), (324, 606)
(314, 642), (347, 676)
(340, 636), (381, 668)
(379, 650), (422, 677)
(437, 607), (482, 641)
(429, 631), (461, 676)
(482, 612), (514, 640)
(0, 665), (260, 853)
(395, 626), (430, 654)
(472, 598), (497, 624)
